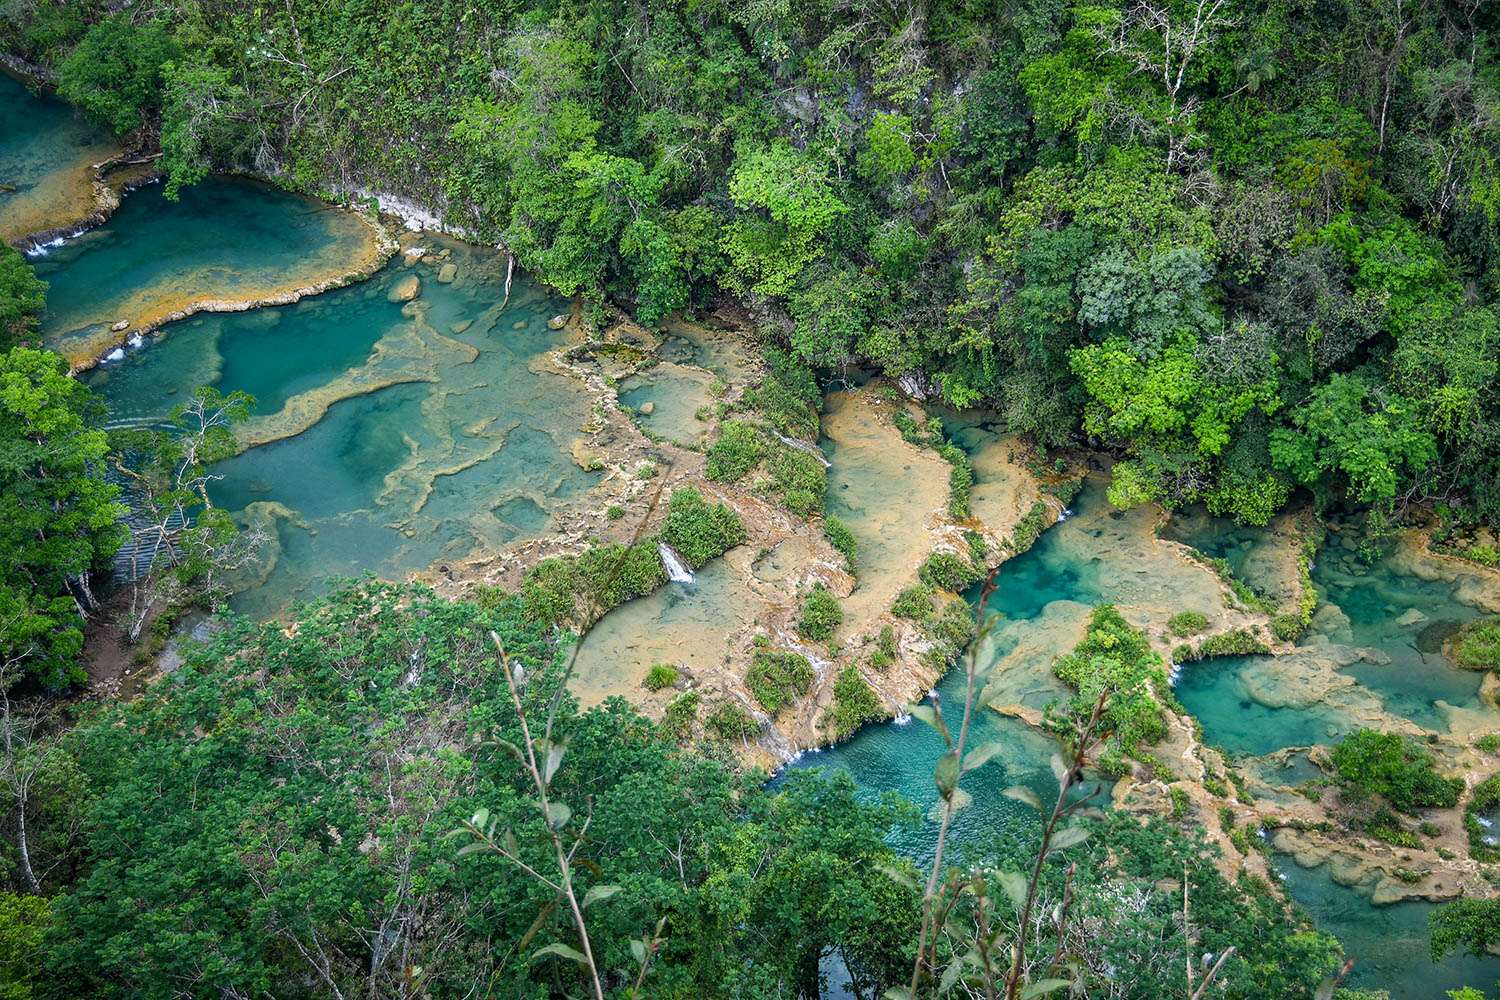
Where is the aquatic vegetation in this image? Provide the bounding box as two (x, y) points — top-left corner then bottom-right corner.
(917, 550), (980, 592)
(796, 583), (841, 642)
(1050, 604), (1170, 757)
(1168, 610), (1208, 636)
(1194, 628), (1272, 659)
(823, 514), (857, 571)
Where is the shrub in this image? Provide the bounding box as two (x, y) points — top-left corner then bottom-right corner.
(644, 663), (680, 691)
(824, 515), (857, 570)
(1330, 729), (1463, 812)
(868, 624), (898, 670)
(1010, 501), (1051, 553)
(1052, 604), (1169, 755)
(1476, 733), (1500, 753)
(1454, 617), (1500, 671)
(660, 488), (746, 567)
(705, 420), (763, 482)
(767, 444), (826, 517)
(660, 690), (700, 741)
(827, 666), (883, 738)
(892, 410), (921, 443)
(1466, 772), (1500, 862)
(1196, 629), (1271, 658)
(745, 650), (814, 713)
(705, 701), (760, 740)
(1168, 611), (1208, 637)
(892, 584), (935, 621)
(607, 504), (625, 520)
(798, 583), (842, 642)
(918, 550), (980, 592)
(937, 443), (973, 519)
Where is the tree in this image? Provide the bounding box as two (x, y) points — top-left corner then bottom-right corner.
(57, 14), (181, 135)
(0, 251), (45, 351)
(0, 348), (123, 688)
(109, 388), (261, 643)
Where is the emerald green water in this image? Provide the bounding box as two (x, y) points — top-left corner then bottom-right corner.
(34, 176), (375, 363)
(85, 239), (599, 616)
(0, 71), (116, 243)
(1175, 654), (1354, 756)
(1277, 861), (1500, 997)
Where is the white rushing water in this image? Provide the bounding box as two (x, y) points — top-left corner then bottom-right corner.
(658, 542), (694, 583)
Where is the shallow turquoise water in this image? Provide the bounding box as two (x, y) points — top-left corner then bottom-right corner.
(33, 176), (371, 360)
(1175, 655), (1353, 756)
(1277, 860), (1500, 999)
(84, 286), (392, 425)
(0, 71), (115, 240)
(88, 241), (599, 616)
(1316, 534), (1486, 729)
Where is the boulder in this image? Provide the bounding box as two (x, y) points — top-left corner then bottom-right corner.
(387, 274), (421, 303)
(437, 262), (458, 283)
(111, 319), (130, 331)
(1396, 608), (1428, 628)
(548, 313), (568, 330)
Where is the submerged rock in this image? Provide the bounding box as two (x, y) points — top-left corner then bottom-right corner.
(450, 319), (472, 334)
(437, 262), (458, 283)
(548, 313), (568, 330)
(639, 401), (655, 415)
(387, 274), (421, 303)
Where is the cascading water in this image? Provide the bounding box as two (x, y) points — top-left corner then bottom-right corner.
(658, 542), (695, 583)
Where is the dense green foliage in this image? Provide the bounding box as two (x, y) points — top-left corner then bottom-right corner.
(1431, 896), (1500, 961)
(0, 249), (46, 350)
(1050, 604), (1170, 758)
(827, 666), (882, 739)
(796, 582), (842, 642)
(744, 647), (815, 714)
(1330, 728), (1464, 812)
(1454, 616), (1500, 671)
(0, 348), (123, 688)
(658, 487), (746, 568)
(28, 582), (921, 998)
(12, 0), (1500, 526)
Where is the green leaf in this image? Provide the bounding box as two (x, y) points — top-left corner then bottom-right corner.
(883, 989), (914, 1000)
(470, 807), (490, 829)
(939, 954), (968, 992)
(582, 884), (621, 909)
(630, 939), (647, 966)
(962, 740), (1007, 772)
(876, 861), (918, 889)
(1020, 978), (1072, 999)
(1048, 825), (1091, 851)
(927, 787), (972, 821)
(545, 800), (572, 830)
(934, 751), (961, 797)
(531, 942), (588, 965)
(1002, 785), (1042, 811)
(543, 740), (566, 784)
(998, 870), (1028, 909)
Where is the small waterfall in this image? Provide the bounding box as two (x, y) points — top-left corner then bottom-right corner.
(658, 542), (694, 584)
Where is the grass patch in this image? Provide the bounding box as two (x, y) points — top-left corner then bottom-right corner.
(643, 663), (680, 691)
(1168, 611), (1208, 637)
(824, 515), (857, 571)
(1454, 617), (1500, 671)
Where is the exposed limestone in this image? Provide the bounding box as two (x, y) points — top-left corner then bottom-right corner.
(387, 273), (421, 302)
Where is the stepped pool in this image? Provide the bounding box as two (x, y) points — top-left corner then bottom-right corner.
(83, 236), (600, 616)
(33, 174), (384, 366)
(0, 70), (117, 244)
